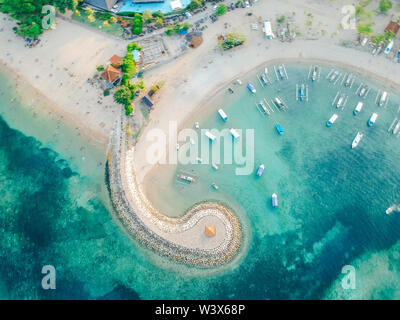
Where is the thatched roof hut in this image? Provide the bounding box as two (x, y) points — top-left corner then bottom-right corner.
(189, 36), (203, 49)
(205, 225), (216, 237)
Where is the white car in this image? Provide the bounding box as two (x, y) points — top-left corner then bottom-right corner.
(245, 1), (250, 7)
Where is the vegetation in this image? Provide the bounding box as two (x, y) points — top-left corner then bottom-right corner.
(357, 22), (374, 36)
(0, 0), (80, 38)
(132, 13), (142, 35)
(186, 0), (204, 11)
(379, 0), (392, 13)
(218, 33), (246, 51)
(142, 10), (153, 24)
(127, 42), (142, 52)
(165, 22), (191, 35)
(277, 15), (285, 23)
(215, 4), (227, 16)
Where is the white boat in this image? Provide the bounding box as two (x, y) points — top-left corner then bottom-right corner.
(212, 163), (219, 170)
(359, 85), (368, 97)
(393, 120), (400, 134)
(353, 102), (363, 115)
(218, 108), (228, 122)
(194, 122), (200, 129)
(352, 132), (364, 149)
(205, 131), (217, 142)
(229, 128), (240, 140)
(264, 67), (268, 75)
(271, 193), (278, 208)
(247, 83), (256, 93)
(327, 114), (338, 127)
(236, 79), (242, 85)
(336, 96), (345, 108)
(368, 113), (378, 126)
(379, 91), (388, 107)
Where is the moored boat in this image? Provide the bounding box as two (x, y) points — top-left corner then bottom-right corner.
(205, 131), (217, 142)
(299, 84), (306, 101)
(352, 132), (364, 149)
(259, 101), (270, 115)
(353, 102), (363, 115)
(393, 120), (400, 134)
(256, 164), (265, 177)
(218, 108), (228, 122)
(311, 66), (319, 82)
(336, 95), (345, 108)
(327, 114), (338, 127)
(274, 97), (286, 110)
(276, 123), (284, 135)
(329, 70), (339, 82)
(359, 85), (368, 97)
(272, 193), (278, 208)
(212, 163), (219, 170)
(178, 175), (195, 183)
(211, 183), (219, 190)
(229, 128), (240, 140)
(379, 91), (388, 107)
(344, 73), (353, 87)
(368, 113), (378, 126)
(247, 83), (256, 93)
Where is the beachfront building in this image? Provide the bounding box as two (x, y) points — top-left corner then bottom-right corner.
(85, 0), (118, 11)
(119, 0), (190, 13)
(101, 65), (121, 88)
(385, 21), (400, 37)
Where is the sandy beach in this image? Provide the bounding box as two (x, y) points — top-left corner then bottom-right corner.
(0, 13), (128, 147)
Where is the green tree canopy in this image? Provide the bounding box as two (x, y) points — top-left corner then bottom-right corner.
(0, 0), (80, 38)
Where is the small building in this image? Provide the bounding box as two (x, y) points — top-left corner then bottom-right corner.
(141, 96), (154, 108)
(109, 55), (122, 68)
(189, 36), (203, 48)
(84, 0), (118, 11)
(385, 21), (400, 36)
(263, 19), (275, 39)
(101, 65), (121, 87)
(205, 225), (216, 237)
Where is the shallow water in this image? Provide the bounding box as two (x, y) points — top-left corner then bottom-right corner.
(1, 63), (400, 299)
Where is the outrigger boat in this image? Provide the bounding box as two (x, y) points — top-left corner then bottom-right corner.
(359, 85), (368, 97)
(258, 101), (270, 115)
(274, 97), (287, 110)
(344, 73), (353, 87)
(178, 174), (195, 183)
(353, 102), (363, 115)
(352, 132), (364, 149)
(336, 95), (345, 108)
(298, 84), (306, 101)
(276, 123), (284, 135)
(228, 87), (234, 94)
(277, 65), (285, 80)
(394, 120), (400, 135)
(327, 114), (338, 127)
(272, 193), (278, 208)
(256, 164), (265, 177)
(379, 91), (388, 107)
(311, 65), (319, 82)
(329, 70), (339, 82)
(247, 83), (256, 93)
(260, 74), (269, 86)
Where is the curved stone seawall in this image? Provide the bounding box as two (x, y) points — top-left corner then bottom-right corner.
(107, 110), (242, 266)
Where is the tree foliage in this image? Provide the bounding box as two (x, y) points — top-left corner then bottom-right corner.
(215, 4), (227, 16)
(0, 0), (81, 38)
(379, 0), (392, 13)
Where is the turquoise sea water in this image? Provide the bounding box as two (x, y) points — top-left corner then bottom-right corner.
(1, 63), (400, 299)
